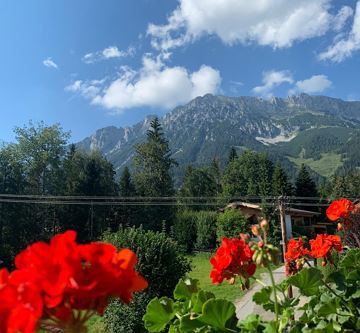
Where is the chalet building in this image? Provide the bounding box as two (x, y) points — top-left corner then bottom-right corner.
(223, 202), (323, 238)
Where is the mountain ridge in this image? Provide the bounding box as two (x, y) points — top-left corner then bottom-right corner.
(77, 94), (360, 182)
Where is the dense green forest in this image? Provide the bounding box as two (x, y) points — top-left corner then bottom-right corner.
(1, 119), (360, 268)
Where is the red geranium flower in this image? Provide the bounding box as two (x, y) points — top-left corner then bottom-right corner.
(210, 237), (256, 285)
(68, 243), (148, 314)
(326, 198), (355, 221)
(285, 238), (309, 261)
(15, 230), (79, 309)
(0, 230), (148, 332)
(0, 268), (43, 333)
(310, 234), (342, 259)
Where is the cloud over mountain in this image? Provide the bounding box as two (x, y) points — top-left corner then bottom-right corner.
(66, 55), (221, 111)
(148, 0), (353, 50)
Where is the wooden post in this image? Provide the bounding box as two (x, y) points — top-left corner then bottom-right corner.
(278, 196), (287, 263)
(278, 196), (293, 298)
(90, 202), (94, 239)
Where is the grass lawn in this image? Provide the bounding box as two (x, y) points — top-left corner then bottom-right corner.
(187, 252), (268, 302)
(287, 152), (343, 178)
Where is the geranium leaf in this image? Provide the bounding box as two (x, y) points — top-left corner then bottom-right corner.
(173, 278), (199, 300)
(263, 321), (278, 333)
(199, 299), (237, 330)
(326, 272), (346, 291)
(179, 314), (206, 332)
(253, 287), (272, 305)
(143, 297), (175, 332)
(238, 314), (263, 330)
(288, 267), (323, 296)
(192, 290), (215, 314)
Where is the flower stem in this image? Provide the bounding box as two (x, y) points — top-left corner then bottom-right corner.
(267, 266), (279, 322)
(254, 277), (267, 287)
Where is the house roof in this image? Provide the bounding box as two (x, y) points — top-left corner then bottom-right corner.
(285, 207), (320, 217)
(225, 201), (320, 217)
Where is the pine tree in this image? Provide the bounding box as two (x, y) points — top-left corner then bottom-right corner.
(295, 164), (318, 198)
(116, 167), (137, 229)
(227, 146), (238, 164)
(272, 163), (293, 196)
(210, 158), (222, 194)
(133, 117), (177, 229)
(180, 166), (217, 209)
(134, 117), (176, 197)
(119, 167), (136, 197)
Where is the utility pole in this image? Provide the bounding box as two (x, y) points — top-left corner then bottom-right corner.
(278, 196), (293, 298)
(278, 196), (287, 263)
(90, 202), (94, 240)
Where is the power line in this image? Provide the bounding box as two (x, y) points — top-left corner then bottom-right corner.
(0, 194), (356, 201)
(0, 193), (355, 208)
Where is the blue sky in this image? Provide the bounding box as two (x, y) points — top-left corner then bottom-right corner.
(1, 0), (359, 143)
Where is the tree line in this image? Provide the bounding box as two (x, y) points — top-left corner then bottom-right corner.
(0, 118), (358, 267)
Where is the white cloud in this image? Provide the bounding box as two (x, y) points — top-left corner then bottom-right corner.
(82, 46), (135, 64)
(43, 57), (58, 69)
(148, 0), (352, 51)
(319, 1), (360, 62)
(252, 70), (293, 97)
(65, 79), (105, 99)
(67, 55), (221, 111)
(333, 6), (354, 32)
(292, 75), (332, 94)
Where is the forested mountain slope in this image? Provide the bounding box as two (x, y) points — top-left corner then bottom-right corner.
(77, 94), (360, 183)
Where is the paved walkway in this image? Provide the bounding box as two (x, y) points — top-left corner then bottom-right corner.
(235, 266), (287, 321)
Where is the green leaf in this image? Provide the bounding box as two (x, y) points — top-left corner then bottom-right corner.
(316, 299), (337, 316)
(143, 297), (175, 332)
(179, 314), (206, 332)
(253, 287), (272, 305)
(238, 314), (263, 330)
(346, 269), (360, 281)
(174, 278), (199, 300)
(326, 272), (346, 291)
(288, 267), (323, 296)
(192, 290), (215, 314)
(351, 289), (360, 299)
(339, 249), (360, 270)
(199, 299), (237, 330)
(263, 321), (278, 333)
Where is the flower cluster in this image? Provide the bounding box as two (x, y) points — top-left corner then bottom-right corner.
(285, 234), (343, 275)
(0, 231), (147, 333)
(310, 234), (342, 266)
(210, 237), (256, 288)
(326, 198), (355, 222)
(285, 238), (309, 276)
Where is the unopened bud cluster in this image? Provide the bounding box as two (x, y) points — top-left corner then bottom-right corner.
(250, 220), (279, 268)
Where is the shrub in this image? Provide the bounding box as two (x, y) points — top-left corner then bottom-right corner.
(195, 211), (218, 250)
(171, 210), (197, 253)
(102, 226), (191, 333)
(216, 209), (248, 241)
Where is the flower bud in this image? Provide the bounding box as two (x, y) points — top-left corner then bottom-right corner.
(322, 260), (327, 267)
(260, 219), (268, 230)
(240, 233), (250, 241)
(337, 223), (343, 231)
(251, 224), (260, 236)
(258, 241), (264, 248)
(229, 277), (235, 285)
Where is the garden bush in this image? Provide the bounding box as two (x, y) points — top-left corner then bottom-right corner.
(171, 210), (197, 253)
(195, 210), (217, 250)
(102, 226), (191, 332)
(216, 209), (248, 241)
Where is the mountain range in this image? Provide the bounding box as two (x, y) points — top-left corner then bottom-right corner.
(77, 93), (360, 184)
